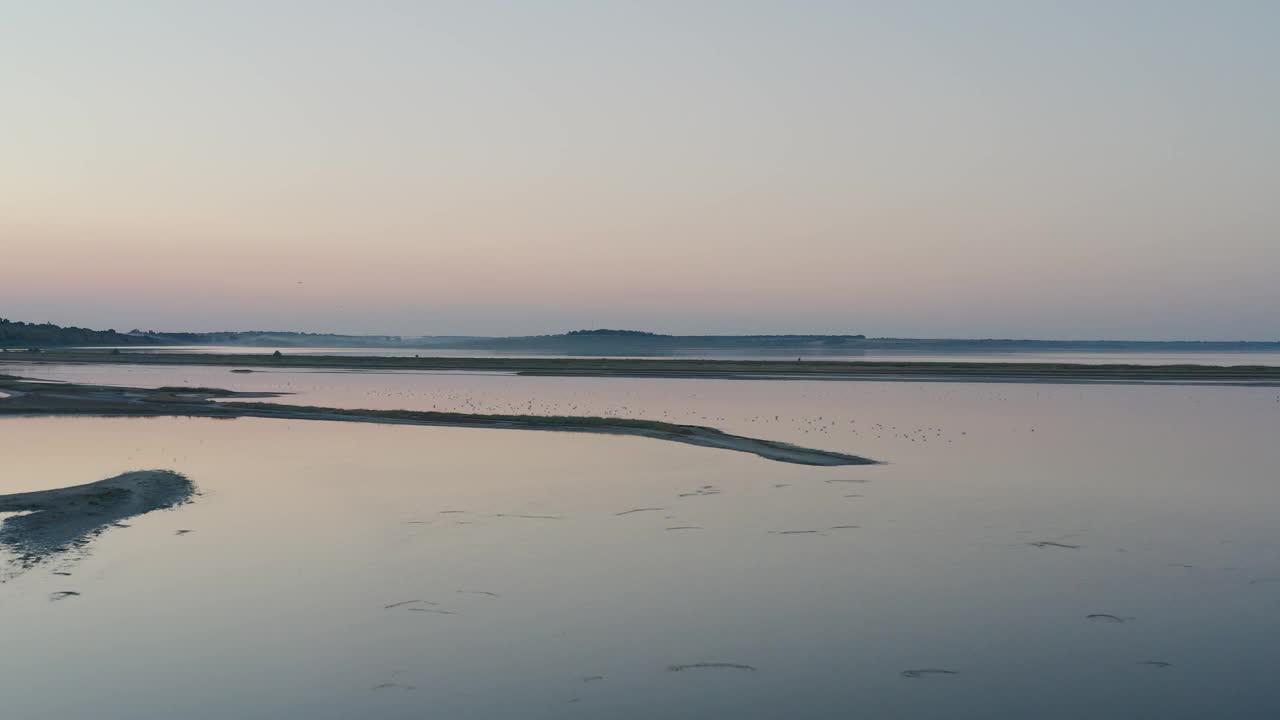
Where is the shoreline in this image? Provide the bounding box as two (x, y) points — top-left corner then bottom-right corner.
(5, 351), (1280, 385)
(0, 376), (877, 467)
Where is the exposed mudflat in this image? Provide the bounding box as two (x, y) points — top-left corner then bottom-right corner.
(0, 470), (194, 572)
(0, 375), (877, 466)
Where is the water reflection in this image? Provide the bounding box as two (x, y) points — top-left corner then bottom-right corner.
(0, 377), (1278, 718)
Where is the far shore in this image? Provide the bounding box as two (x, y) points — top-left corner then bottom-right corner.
(5, 350), (1280, 385)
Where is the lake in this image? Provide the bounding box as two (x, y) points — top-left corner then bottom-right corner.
(2, 367), (1279, 718)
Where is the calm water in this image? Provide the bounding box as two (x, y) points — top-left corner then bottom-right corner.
(2, 367), (1280, 718)
(38, 344), (1280, 365)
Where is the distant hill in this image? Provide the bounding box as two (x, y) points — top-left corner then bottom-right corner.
(0, 318), (158, 348)
(565, 329), (665, 337)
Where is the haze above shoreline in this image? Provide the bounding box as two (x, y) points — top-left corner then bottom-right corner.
(3, 320), (1277, 353)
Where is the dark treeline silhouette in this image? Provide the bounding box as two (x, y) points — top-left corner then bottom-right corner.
(566, 329), (665, 337)
(139, 330), (431, 347)
(0, 318), (158, 348)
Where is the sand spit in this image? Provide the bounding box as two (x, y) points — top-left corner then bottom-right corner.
(0, 470), (194, 571)
(213, 403), (876, 466)
(0, 375), (878, 467)
(16, 351), (1280, 386)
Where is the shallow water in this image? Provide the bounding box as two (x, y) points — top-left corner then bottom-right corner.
(2, 374), (1280, 718)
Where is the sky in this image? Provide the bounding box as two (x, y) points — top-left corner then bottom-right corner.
(2, 1), (1278, 339)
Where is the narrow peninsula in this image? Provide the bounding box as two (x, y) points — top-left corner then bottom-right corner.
(9, 351), (1280, 385)
(0, 375), (877, 467)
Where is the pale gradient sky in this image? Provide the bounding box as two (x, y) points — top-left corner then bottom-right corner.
(3, 1), (1278, 339)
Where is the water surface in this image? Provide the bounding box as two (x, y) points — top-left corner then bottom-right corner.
(2, 375), (1279, 718)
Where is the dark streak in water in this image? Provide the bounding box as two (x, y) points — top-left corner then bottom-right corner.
(678, 488), (720, 498)
(384, 599), (438, 609)
(901, 669), (958, 678)
(1086, 614), (1134, 623)
(667, 663), (757, 672)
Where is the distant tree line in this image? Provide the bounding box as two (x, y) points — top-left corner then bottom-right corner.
(136, 330), (408, 346)
(565, 329), (668, 337)
(0, 318), (158, 348)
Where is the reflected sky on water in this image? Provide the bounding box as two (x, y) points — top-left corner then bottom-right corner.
(2, 373), (1279, 718)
